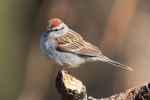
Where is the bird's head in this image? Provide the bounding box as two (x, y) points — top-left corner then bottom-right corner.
(47, 18), (69, 38)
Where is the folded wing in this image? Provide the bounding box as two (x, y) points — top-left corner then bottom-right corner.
(55, 30), (102, 57)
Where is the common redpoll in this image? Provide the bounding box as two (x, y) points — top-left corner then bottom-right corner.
(40, 18), (133, 71)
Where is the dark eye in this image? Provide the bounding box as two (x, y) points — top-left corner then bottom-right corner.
(53, 29), (58, 31)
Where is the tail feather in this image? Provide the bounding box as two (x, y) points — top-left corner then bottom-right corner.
(98, 56), (133, 71)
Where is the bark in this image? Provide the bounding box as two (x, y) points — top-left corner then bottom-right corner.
(56, 70), (150, 100)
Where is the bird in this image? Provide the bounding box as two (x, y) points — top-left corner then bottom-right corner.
(40, 18), (133, 71)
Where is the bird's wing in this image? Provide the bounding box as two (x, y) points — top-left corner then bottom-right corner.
(55, 30), (102, 57)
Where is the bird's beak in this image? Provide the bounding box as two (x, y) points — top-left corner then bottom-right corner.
(47, 26), (52, 31)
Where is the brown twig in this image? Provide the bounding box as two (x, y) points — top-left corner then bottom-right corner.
(55, 70), (150, 100)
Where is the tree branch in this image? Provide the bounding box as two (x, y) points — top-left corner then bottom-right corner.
(55, 70), (150, 100)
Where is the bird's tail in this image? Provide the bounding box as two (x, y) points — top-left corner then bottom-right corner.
(98, 56), (133, 71)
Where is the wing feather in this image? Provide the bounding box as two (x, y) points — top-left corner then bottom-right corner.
(55, 30), (102, 57)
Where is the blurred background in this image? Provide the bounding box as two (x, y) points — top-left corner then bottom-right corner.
(0, 0), (150, 100)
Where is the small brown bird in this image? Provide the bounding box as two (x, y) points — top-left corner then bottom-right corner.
(40, 18), (133, 71)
